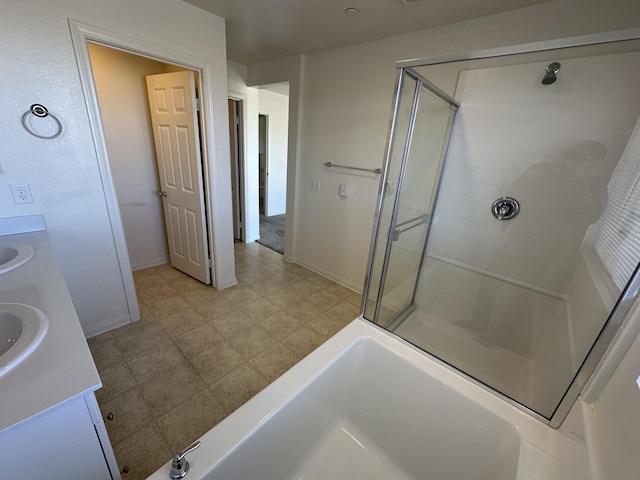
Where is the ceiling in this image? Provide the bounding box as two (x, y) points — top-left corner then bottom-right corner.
(183, 0), (551, 64)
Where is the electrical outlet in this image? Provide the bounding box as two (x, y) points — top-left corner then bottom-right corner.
(10, 184), (33, 204)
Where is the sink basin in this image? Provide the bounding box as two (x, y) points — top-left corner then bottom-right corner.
(0, 303), (48, 377)
(0, 243), (35, 274)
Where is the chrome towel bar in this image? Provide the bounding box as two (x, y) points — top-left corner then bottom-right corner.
(323, 162), (382, 174)
(392, 214), (430, 241)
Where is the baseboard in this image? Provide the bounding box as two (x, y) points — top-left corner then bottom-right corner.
(83, 313), (133, 339)
(131, 258), (169, 271)
(218, 275), (239, 290)
(291, 257), (363, 294)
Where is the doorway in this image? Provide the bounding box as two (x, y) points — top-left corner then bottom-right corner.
(70, 19), (238, 327)
(256, 113), (285, 254)
(87, 44), (211, 285)
(228, 98), (245, 242)
(255, 84), (289, 254)
(258, 113), (268, 215)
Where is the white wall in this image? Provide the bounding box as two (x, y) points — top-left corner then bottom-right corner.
(431, 53), (639, 294)
(416, 51), (640, 416)
(88, 43), (171, 270)
(251, 0), (640, 291)
(259, 87), (289, 216)
(0, 0), (232, 336)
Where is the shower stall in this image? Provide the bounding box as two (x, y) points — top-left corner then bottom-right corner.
(363, 34), (640, 426)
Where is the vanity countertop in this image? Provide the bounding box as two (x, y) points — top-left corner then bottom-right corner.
(0, 220), (101, 432)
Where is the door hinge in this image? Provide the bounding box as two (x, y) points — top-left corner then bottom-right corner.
(207, 258), (211, 269)
(195, 98), (200, 111)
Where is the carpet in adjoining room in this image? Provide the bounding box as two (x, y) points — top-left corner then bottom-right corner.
(257, 214), (285, 253)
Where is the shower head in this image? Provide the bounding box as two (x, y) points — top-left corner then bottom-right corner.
(541, 62), (561, 85)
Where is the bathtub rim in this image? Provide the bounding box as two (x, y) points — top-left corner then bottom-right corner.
(148, 317), (569, 480)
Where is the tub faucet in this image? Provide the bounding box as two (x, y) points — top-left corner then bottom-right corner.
(170, 441), (201, 479)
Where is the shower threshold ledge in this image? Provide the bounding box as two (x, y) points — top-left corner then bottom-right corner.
(148, 318), (590, 480)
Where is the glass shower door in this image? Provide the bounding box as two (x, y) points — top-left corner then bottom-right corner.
(363, 68), (458, 327)
(364, 44), (640, 427)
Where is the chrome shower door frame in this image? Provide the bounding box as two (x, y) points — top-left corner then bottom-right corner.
(362, 67), (459, 327)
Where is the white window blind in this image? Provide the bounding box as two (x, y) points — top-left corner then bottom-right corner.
(594, 118), (640, 291)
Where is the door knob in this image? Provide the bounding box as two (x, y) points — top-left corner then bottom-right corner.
(158, 191), (168, 197)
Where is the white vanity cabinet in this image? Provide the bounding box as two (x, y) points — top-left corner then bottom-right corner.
(0, 393), (118, 480)
(0, 217), (120, 480)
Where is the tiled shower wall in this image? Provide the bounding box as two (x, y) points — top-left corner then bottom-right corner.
(411, 51), (640, 412)
(428, 51), (640, 295)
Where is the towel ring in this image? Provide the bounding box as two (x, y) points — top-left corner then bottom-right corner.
(22, 104), (63, 139)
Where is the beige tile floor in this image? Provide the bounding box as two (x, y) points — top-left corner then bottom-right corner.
(88, 242), (361, 480)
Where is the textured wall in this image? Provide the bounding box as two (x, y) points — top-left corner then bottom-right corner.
(0, 0), (230, 335)
(259, 87), (289, 216)
(88, 44), (172, 271)
(430, 53), (640, 294)
(283, 0), (640, 290)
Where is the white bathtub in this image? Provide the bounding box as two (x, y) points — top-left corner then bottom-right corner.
(148, 319), (581, 480)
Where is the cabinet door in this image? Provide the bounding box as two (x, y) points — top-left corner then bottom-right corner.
(0, 396), (112, 479)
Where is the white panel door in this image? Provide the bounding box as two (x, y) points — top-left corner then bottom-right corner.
(146, 71), (211, 284)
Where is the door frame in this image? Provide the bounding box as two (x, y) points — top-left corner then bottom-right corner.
(363, 67), (459, 325)
(69, 19), (223, 322)
(258, 113), (269, 216)
(228, 90), (261, 243)
(228, 98), (245, 242)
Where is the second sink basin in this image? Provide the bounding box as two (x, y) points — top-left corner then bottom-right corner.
(0, 243), (35, 274)
(0, 303), (49, 377)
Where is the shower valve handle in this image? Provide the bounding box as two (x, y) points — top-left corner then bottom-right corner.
(492, 197), (520, 220)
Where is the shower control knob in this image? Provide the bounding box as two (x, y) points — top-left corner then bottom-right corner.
(492, 197), (519, 220)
